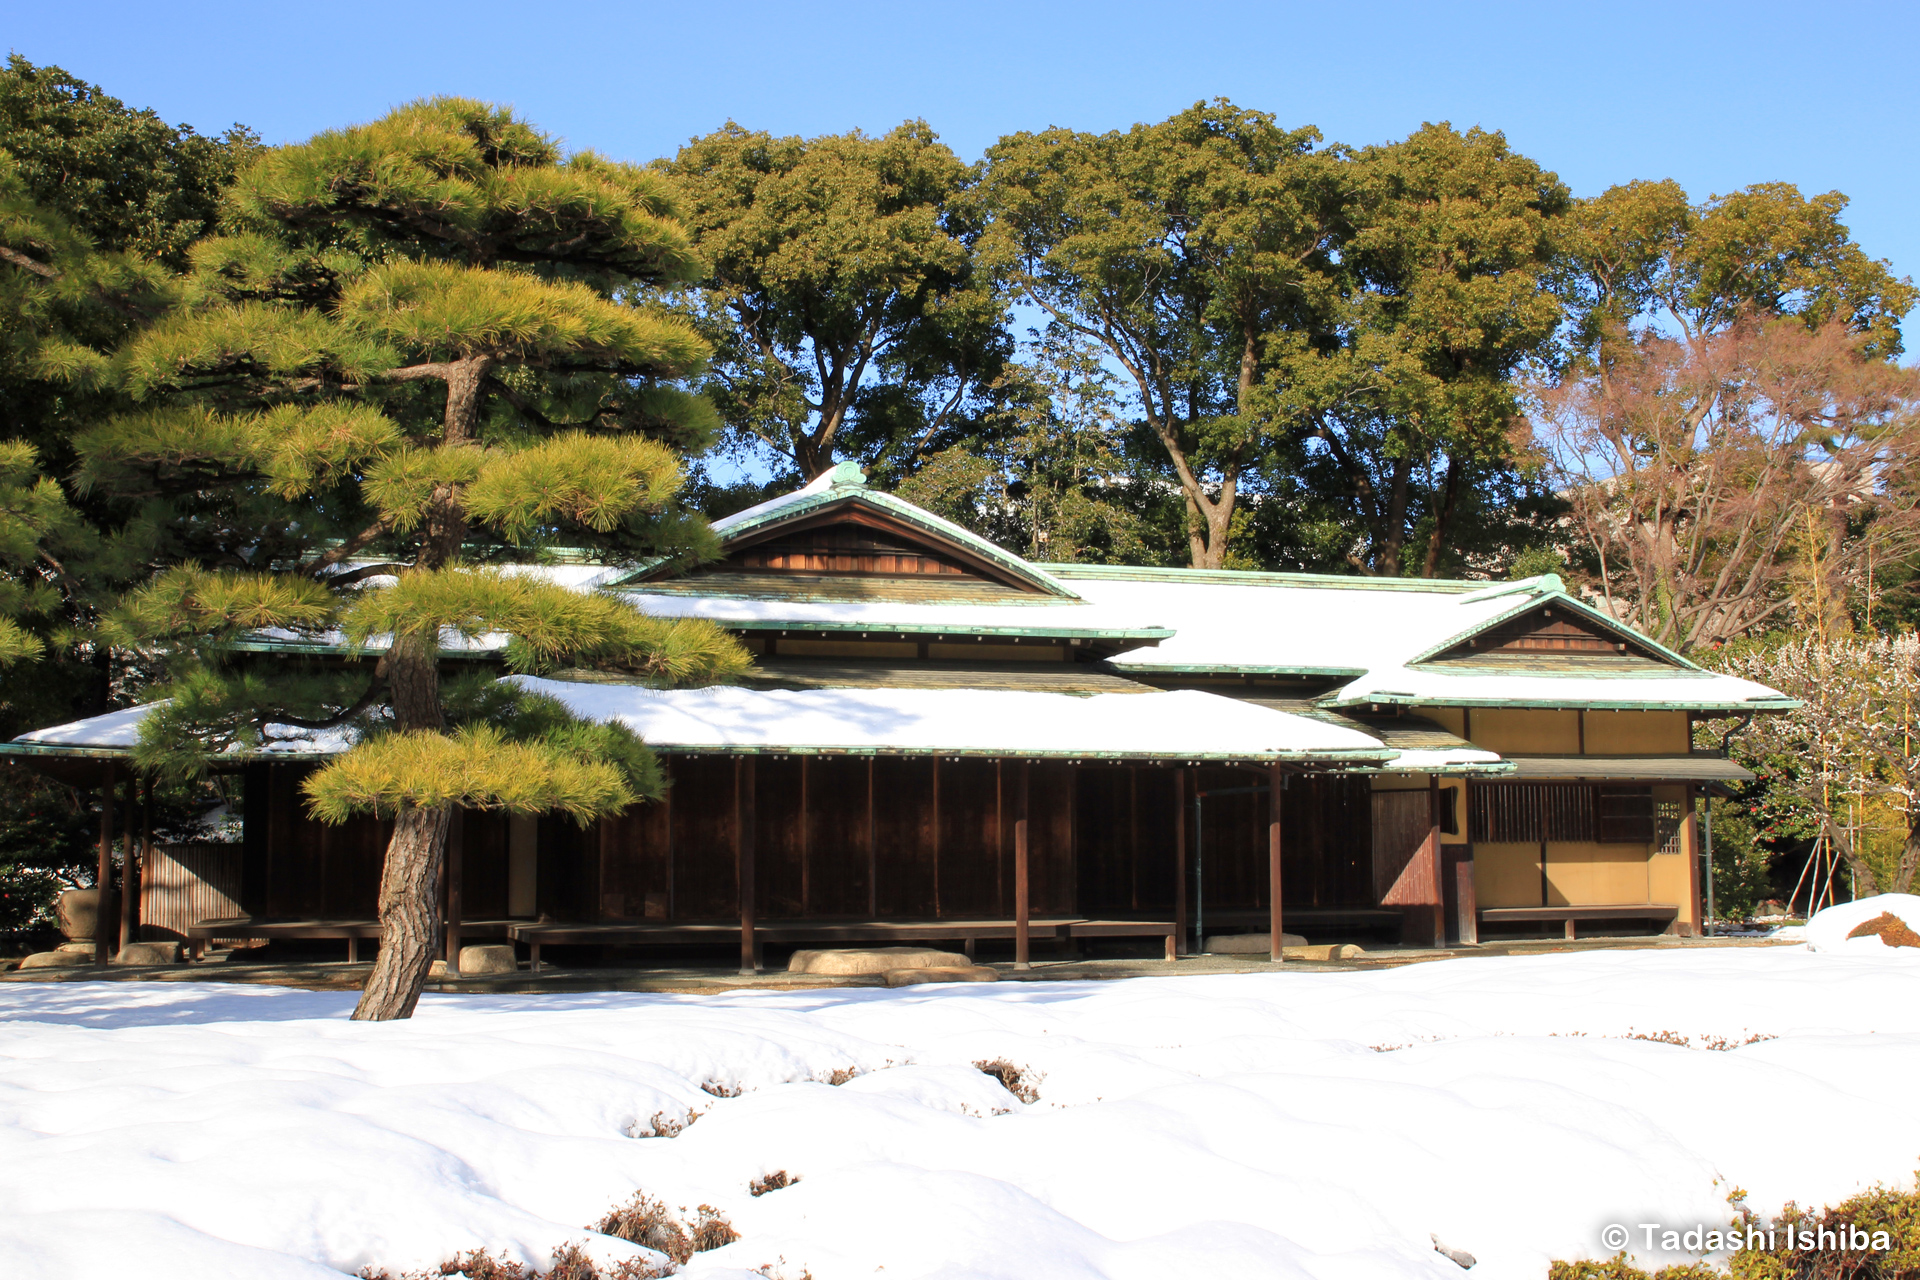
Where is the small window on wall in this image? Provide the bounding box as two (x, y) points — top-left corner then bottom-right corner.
(1439, 787), (1459, 836)
(1597, 786), (1656, 843)
(1655, 796), (1685, 854)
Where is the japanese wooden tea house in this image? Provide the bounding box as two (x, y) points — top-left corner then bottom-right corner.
(5, 463), (1794, 971)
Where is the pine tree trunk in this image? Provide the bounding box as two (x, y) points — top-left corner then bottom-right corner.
(353, 619), (450, 1020)
(351, 352), (488, 1020)
(352, 804), (453, 1021)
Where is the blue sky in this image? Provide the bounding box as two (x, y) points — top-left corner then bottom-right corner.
(13, 0), (1917, 343)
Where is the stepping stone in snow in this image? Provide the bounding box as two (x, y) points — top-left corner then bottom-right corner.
(457, 944), (520, 975)
(788, 947), (972, 976)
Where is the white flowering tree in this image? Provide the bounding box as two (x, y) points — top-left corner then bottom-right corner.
(1708, 634), (1920, 895)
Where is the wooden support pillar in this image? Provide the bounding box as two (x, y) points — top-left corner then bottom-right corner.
(1128, 767), (1140, 912)
(95, 765), (114, 966)
(1457, 779), (1479, 945)
(995, 760), (1005, 915)
(799, 756), (810, 915)
(1014, 761), (1030, 970)
(931, 755), (941, 919)
(138, 777), (153, 946)
(664, 769), (676, 921)
(1425, 774), (1445, 948)
(1173, 769), (1188, 957)
(1681, 783), (1702, 937)
(119, 774), (137, 953)
(866, 757), (877, 919)
(1268, 765), (1285, 963)
(737, 757), (757, 975)
(445, 807), (465, 975)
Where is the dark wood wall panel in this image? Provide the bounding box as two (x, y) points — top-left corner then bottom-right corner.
(1184, 769), (1374, 913)
(1073, 766), (1134, 915)
(261, 764), (309, 917)
(459, 811), (510, 920)
(1135, 767), (1180, 912)
(1287, 776), (1372, 908)
(668, 757), (738, 919)
(1028, 763), (1076, 915)
(1372, 790), (1433, 905)
(537, 815), (597, 921)
(595, 793), (668, 921)
(755, 758), (806, 918)
(1191, 766), (1264, 911)
(805, 757), (872, 916)
(243, 763), (389, 921)
(937, 759), (1000, 918)
(873, 757), (934, 915)
(244, 755), (1379, 930)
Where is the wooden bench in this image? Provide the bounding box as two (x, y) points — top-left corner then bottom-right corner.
(1476, 904), (1681, 940)
(187, 917), (512, 963)
(508, 917), (1181, 972)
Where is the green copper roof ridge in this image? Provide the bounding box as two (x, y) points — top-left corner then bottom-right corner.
(711, 618), (1173, 639)
(1047, 564), (1491, 592)
(1105, 662), (1368, 677)
(1318, 690), (1800, 712)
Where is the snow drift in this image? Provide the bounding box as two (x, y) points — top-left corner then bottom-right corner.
(3, 945), (1918, 1280)
(1804, 893), (1920, 953)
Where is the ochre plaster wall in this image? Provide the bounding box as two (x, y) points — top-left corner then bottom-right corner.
(1582, 710), (1691, 755)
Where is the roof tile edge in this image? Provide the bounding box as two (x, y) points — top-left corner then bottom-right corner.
(1046, 563), (1489, 592)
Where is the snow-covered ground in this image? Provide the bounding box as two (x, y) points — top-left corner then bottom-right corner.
(4, 930), (1919, 1280)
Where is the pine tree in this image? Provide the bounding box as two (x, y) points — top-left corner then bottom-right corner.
(71, 99), (749, 1019)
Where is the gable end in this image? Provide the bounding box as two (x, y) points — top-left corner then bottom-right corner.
(721, 517), (982, 581)
(1430, 604), (1674, 667)
(640, 502), (1059, 597)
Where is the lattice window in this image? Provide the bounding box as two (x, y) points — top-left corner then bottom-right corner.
(1469, 783), (1595, 843)
(1654, 797), (1685, 854)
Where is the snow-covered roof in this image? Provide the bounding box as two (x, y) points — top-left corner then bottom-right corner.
(509, 677), (1393, 762)
(1051, 567), (1591, 674)
(12, 704), (151, 751)
(1325, 663), (1795, 713)
(1041, 565), (1789, 711)
(5, 702), (351, 758)
(4, 680), (1395, 764)
(615, 590), (1174, 642)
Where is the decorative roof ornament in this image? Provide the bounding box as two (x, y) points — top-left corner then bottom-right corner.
(1455, 573), (1565, 606)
